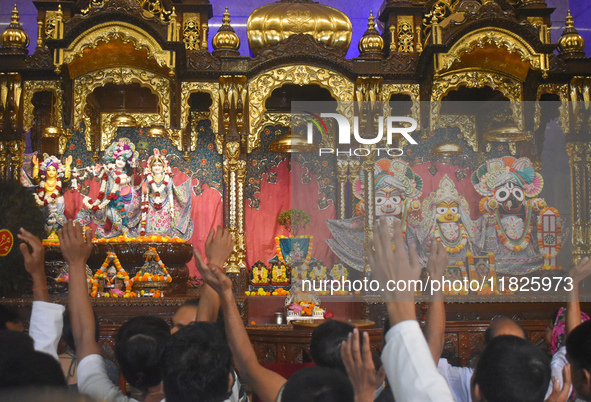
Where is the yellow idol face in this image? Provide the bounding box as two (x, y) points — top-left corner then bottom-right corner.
(436, 201), (459, 223)
(46, 165), (58, 179)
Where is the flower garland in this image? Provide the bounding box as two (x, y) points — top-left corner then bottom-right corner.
(536, 206), (562, 259)
(275, 235), (313, 266)
(132, 247), (172, 283)
(330, 264), (348, 281)
(434, 222), (468, 253)
(83, 166), (132, 215)
(34, 176), (63, 207)
(251, 264), (269, 284)
(271, 263), (288, 283)
(308, 264), (326, 280)
(495, 201), (533, 252)
(146, 174), (170, 209)
(91, 252), (134, 298)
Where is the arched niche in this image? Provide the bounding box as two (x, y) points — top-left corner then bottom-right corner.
(180, 82), (220, 153)
(248, 65), (354, 153)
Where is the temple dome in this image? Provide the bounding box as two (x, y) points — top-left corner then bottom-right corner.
(247, 0), (352, 56)
(0, 5), (29, 53)
(558, 11), (585, 56)
(213, 7), (240, 56)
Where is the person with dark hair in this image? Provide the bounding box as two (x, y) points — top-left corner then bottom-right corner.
(278, 367), (354, 402)
(566, 320), (591, 400)
(170, 298), (201, 334)
(310, 320), (355, 375)
(483, 316), (528, 345)
(164, 322), (237, 402)
(472, 335), (550, 402)
(0, 305), (23, 331)
(59, 310), (119, 390)
(0, 330), (66, 389)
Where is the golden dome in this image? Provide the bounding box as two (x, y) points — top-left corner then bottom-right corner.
(269, 130), (317, 153)
(212, 7), (240, 56)
(358, 11), (384, 58)
(558, 11), (585, 56)
(0, 5), (29, 52)
(431, 141), (463, 156)
(247, 0), (352, 56)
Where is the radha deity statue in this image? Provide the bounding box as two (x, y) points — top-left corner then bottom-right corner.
(139, 149), (193, 240)
(418, 175), (478, 265)
(326, 159), (422, 271)
(77, 138), (141, 238)
(32, 154), (73, 238)
(472, 156), (567, 274)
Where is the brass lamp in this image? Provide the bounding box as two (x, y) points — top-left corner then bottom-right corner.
(111, 86), (137, 127)
(269, 129), (317, 153)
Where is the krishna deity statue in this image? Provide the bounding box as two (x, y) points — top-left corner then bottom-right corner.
(326, 159), (422, 271)
(32, 154), (73, 238)
(77, 138), (141, 238)
(472, 156), (567, 274)
(418, 175), (478, 266)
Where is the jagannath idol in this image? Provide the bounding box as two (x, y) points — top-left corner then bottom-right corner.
(326, 159), (422, 271)
(419, 175), (478, 265)
(32, 154), (73, 238)
(472, 156), (567, 274)
(140, 149), (192, 240)
(77, 138), (141, 238)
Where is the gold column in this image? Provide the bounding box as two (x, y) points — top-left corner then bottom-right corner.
(336, 160), (348, 219)
(220, 76), (248, 292)
(8, 140), (25, 181)
(348, 160), (361, 218)
(362, 149), (376, 274)
(567, 143), (586, 264)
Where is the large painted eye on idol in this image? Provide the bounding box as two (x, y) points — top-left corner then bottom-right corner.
(495, 187), (510, 202)
(391, 196), (402, 204)
(376, 197), (386, 205)
(511, 187), (524, 202)
(449, 206), (458, 214)
(436, 207), (448, 215)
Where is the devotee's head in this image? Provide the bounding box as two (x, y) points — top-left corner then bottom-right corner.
(171, 298), (200, 335)
(0, 305), (23, 332)
(115, 316), (171, 395)
(566, 320), (591, 400)
(0, 330), (66, 389)
(310, 320), (356, 375)
(471, 335), (550, 402)
(484, 316), (528, 344)
(277, 367), (354, 402)
(164, 322), (233, 402)
(62, 309), (101, 350)
(0, 179), (44, 297)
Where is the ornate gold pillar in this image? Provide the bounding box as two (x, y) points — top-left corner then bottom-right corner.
(336, 160), (348, 219)
(220, 75), (248, 293)
(567, 143), (586, 264)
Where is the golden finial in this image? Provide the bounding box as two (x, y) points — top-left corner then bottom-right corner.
(0, 4), (30, 53)
(358, 11), (384, 59)
(558, 10), (585, 56)
(212, 7), (240, 56)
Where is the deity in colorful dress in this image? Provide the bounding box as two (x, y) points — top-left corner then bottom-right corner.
(418, 175), (478, 265)
(32, 154), (73, 238)
(77, 138), (141, 238)
(472, 156), (566, 274)
(326, 159), (423, 271)
(139, 149), (193, 240)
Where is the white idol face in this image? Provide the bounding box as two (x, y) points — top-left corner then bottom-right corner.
(375, 186), (405, 217)
(115, 156), (127, 169)
(151, 160), (164, 176)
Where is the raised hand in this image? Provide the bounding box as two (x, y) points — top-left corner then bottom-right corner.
(58, 221), (94, 269)
(193, 248), (233, 297)
(545, 364), (572, 402)
(569, 256), (591, 285)
(342, 329), (386, 402)
(426, 239), (448, 280)
(18, 228), (45, 278)
(205, 225), (234, 268)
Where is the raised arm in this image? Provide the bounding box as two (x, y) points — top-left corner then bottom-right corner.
(195, 226), (232, 323)
(19, 228), (65, 360)
(566, 257), (591, 336)
(423, 240), (448, 363)
(368, 218), (454, 402)
(58, 221), (98, 361)
(193, 249), (287, 402)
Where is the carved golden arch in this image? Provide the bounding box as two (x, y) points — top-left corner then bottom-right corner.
(23, 81), (63, 134)
(535, 84), (569, 134)
(56, 21), (175, 73)
(431, 68), (523, 131)
(436, 27), (547, 75)
(247, 65), (355, 153)
(180, 82), (220, 153)
(73, 67), (171, 151)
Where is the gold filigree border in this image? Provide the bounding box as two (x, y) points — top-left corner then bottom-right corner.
(73, 67), (170, 151)
(58, 21), (173, 71)
(23, 80), (63, 134)
(100, 112), (165, 147)
(438, 27), (543, 73)
(431, 69), (523, 131)
(180, 82), (220, 153)
(382, 83), (421, 129)
(247, 65), (354, 153)
(536, 83), (569, 134)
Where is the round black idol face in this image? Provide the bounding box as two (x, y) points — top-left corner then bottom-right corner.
(494, 183), (525, 214)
